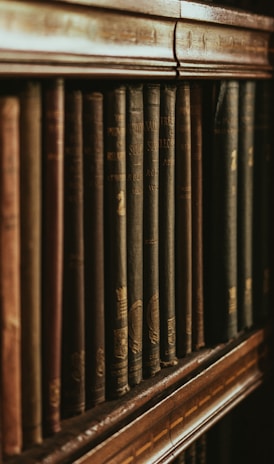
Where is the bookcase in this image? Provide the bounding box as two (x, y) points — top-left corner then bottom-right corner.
(1, 1), (274, 463)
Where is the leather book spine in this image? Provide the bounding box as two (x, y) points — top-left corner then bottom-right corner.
(42, 78), (64, 435)
(237, 80), (255, 331)
(0, 96), (22, 456)
(20, 80), (42, 447)
(253, 80), (271, 324)
(175, 82), (192, 357)
(126, 84), (144, 386)
(211, 80), (239, 342)
(62, 88), (85, 418)
(159, 83), (178, 367)
(83, 91), (105, 406)
(143, 83), (161, 378)
(105, 85), (129, 398)
(190, 81), (205, 351)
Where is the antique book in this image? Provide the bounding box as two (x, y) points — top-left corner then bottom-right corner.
(104, 84), (129, 398)
(252, 79), (271, 324)
(126, 83), (144, 386)
(62, 88), (85, 418)
(143, 83), (161, 378)
(0, 96), (22, 456)
(20, 80), (42, 447)
(175, 81), (192, 357)
(42, 79), (64, 435)
(209, 80), (239, 343)
(83, 91), (105, 406)
(190, 81), (205, 351)
(159, 83), (177, 367)
(237, 80), (255, 331)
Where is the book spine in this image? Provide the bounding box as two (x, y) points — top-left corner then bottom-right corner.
(20, 81), (42, 447)
(190, 82), (205, 351)
(185, 443), (197, 464)
(0, 96), (22, 456)
(196, 434), (207, 464)
(126, 84), (144, 386)
(42, 79), (64, 435)
(253, 80), (271, 323)
(105, 85), (129, 398)
(237, 80), (255, 331)
(62, 88), (85, 418)
(159, 83), (177, 367)
(211, 80), (239, 342)
(143, 83), (161, 378)
(175, 82), (192, 357)
(83, 91), (105, 406)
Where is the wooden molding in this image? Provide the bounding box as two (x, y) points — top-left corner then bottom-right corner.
(8, 327), (272, 464)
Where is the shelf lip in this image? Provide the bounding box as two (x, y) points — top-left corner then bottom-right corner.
(180, 0), (274, 31)
(47, 0), (181, 18)
(0, 1), (177, 75)
(9, 327), (272, 464)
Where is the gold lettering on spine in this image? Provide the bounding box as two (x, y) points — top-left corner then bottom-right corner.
(116, 286), (128, 320)
(228, 286), (237, 313)
(245, 278), (252, 306)
(147, 293), (159, 344)
(117, 190), (126, 216)
(114, 326), (128, 359)
(128, 300), (143, 354)
(167, 317), (175, 346)
(96, 348), (105, 378)
(49, 378), (60, 408)
(71, 351), (85, 383)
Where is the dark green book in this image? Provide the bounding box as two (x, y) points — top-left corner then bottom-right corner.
(83, 91), (105, 406)
(237, 80), (255, 331)
(253, 80), (271, 324)
(104, 84), (129, 398)
(42, 78), (64, 435)
(62, 88), (85, 418)
(143, 83), (161, 378)
(209, 80), (239, 343)
(175, 81), (192, 357)
(20, 80), (42, 448)
(126, 84), (144, 386)
(159, 83), (177, 367)
(190, 81), (205, 351)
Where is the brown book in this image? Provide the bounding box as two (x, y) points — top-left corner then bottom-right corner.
(126, 83), (144, 386)
(42, 79), (64, 435)
(104, 84), (129, 398)
(190, 82), (205, 351)
(83, 91), (105, 406)
(143, 83), (161, 378)
(237, 80), (255, 331)
(0, 96), (22, 456)
(20, 80), (42, 447)
(62, 88), (85, 418)
(159, 83), (178, 367)
(209, 80), (239, 343)
(175, 82), (192, 358)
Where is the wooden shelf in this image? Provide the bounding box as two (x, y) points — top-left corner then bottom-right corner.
(0, 0), (273, 78)
(7, 327), (272, 464)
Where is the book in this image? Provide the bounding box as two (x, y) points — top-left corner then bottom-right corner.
(159, 83), (177, 367)
(175, 81), (192, 357)
(143, 83), (161, 378)
(196, 434), (207, 464)
(104, 84), (129, 398)
(42, 78), (64, 435)
(237, 80), (255, 331)
(62, 87), (85, 418)
(252, 79), (271, 324)
(126, 83), (144, 386)
(208, 80), (239, 343)
(0, 96), (22, 456)
(185, 443), (196, 464)
(190, 81), (205, 351)
(83, 91), (105, 406)
(20, 80), (42, 447)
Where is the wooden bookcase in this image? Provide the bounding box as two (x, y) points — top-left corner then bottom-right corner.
(2, 1), (274, 463)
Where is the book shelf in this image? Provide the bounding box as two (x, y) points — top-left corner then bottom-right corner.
(1, 1), (274, 463)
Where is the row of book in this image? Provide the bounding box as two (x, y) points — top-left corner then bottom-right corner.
(0, 76), (272, 459)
